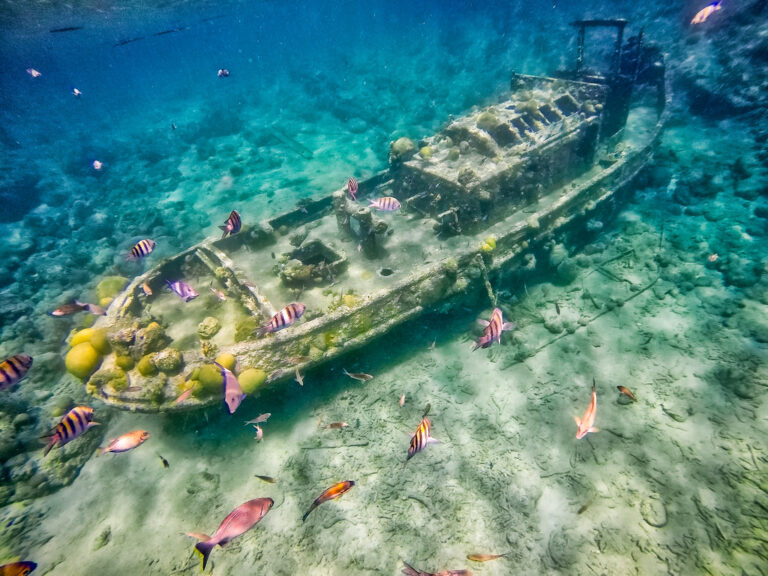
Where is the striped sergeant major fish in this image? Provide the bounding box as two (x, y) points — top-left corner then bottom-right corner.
(472, 307), (516, 350)
(302, 480), (355, 522)
(255, 302), (306, 336)
(42, 406), (99, 456)
(192, 497), (273, 570)
(127, 238), (156, 260)
(347, 177), (358, 201)
(165, 280), (198, 302)
(368, 196), (401, 211)
(407, 417), (438, 461)
(0, 354), (33, 392)
(219, 210), (241, 238)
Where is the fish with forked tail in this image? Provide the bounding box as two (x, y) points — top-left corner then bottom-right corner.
(127, 239), (155, 260)
(407, 417), (438, 461)
(348, 177), (358, 201)
(0, 354), (33, 392)
(255, 303), (306, 336)
(192, 497), (273, 570)
(99, 430), (150, 454)
(165, 280), (198, 302)
(368, 196), (400, 211)
(616, 385), (637, 402)
(467, 552), (508, 562)
(219, 210), (241, 238)
(42, 406), (99, 456)
(473, 307), (516, 350)
(343, 369), (373, 381)
(575, 379), (599, 439)
(302, 480), (355, 522)
(215, 362), (245, 414)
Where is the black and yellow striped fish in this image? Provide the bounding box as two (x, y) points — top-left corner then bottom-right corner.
(127, 238), (156, 260)
(255, 303), (306, 336)
(407, 417), (438, 461)
(0, 354), (33, 392)
(43, 406), (99, 456)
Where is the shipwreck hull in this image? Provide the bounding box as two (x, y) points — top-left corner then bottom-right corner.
(84, 56), (668, 412)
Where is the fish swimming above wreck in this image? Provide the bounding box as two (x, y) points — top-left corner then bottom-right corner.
(78, 19), (668, 412)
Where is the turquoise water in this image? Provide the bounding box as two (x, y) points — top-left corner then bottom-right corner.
(2, 1), (768, 575)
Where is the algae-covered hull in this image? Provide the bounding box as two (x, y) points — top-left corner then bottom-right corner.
(84, 22), (668, 411)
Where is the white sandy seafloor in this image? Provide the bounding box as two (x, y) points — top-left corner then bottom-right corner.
(1, 115), (766, 576)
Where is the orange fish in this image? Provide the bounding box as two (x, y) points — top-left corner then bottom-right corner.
(324, 422), (348, 430)
(402, 561), (471, 576)
(99, 430), (150, 454)
(302, 480), (355, 522)
(141, 282), (153, 296)
(173, 387), (193, 405)
(616, 385), (637, 402)
(467, 552), (508, 562)
(691, 1), (722, 24)
(575, 380), (599, 440)
(192, 498), (273, 569)
(0, 561), (37, 576)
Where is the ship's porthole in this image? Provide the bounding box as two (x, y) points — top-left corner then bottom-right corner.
(379, 268), (394, 277)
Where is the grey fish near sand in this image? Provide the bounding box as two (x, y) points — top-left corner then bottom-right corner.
(192, 498), (273, 570)
(245, 413), (271, 425)
(343, 369), (373, 381)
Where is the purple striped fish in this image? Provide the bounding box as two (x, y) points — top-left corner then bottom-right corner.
(472, 307), (516, 350)
(43, 406), (99, 456)
(219, 210), (242, 238)
(348, 177), (358, 201)
(407, 417), (438, 461)
(0, 354), (33, 392)
(255, 303), (306, 336)
(165, 280), (199, 302)
(369, 196), (401, 212)
(128, 238), (156, 260)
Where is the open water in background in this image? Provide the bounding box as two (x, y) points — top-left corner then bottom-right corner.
(1, 1), (767, 575)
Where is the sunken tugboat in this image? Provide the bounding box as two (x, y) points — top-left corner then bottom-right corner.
(81, 20), (668, 411)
